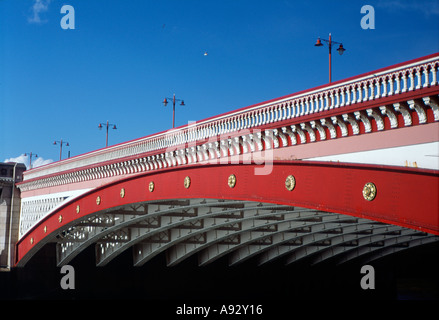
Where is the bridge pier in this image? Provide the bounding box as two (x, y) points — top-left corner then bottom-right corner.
(0, 163), (26, 271)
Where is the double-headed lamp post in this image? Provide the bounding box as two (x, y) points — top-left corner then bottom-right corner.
(98, 120), (117, 147)
(24, 152), (38, 169)
(53, 139), (69, 161)
(315, 33), (346, 83)
(163, 94), (185, 128)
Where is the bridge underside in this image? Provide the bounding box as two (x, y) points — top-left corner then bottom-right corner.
(15, 161), (439, 268)
(54, 198), (437, 268)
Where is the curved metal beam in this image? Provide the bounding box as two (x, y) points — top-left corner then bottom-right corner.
(15, 161), (439, 267)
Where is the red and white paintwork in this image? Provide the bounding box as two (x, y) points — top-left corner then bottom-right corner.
(15, 161), (439, 266)
(13, 53), (439, 267)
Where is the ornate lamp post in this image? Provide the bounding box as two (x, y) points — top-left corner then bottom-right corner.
(53, 139), (69, 161)
(315, 33), (346, 83)
(163, 94), (185, 128)
(24, 152), (38, 169)
(98, 120), (117, 147)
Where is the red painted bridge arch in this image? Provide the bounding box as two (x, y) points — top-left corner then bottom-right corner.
(15, 161), (439, 267)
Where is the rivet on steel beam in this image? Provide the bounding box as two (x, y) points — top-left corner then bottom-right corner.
(285, 175), (296, 191)
(228, 174), (236, 188)
(363, 182), (377, 201)
(184, 176), (191, 189)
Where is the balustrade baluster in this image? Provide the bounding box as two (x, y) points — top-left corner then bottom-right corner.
(359, 83), (364, 102)
(345, 87), (351, 105)
(422, 66), (428, 88)
(324, 92), (329, 110)
(295, 101), (300, 117)
(395, 74), (401, 94)
(368, 81), (374, 101)
(416, 67), (422, 89)
(407, 70), (413, 91)
(431, 64), (438, 86)
(335, 90), (340, 108)
(341, 88), (346, 106)
(312, 94), (319, 113)
(388, 76), (394, 95)
(402, 72), (408, 92)
(329, 92), (334, 109)
(375, 79), (380, 99)
(382, 77), (387, 97)
(351, 85), (357, 103)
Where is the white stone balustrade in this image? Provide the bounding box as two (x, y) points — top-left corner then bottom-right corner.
(21, 55), (439, 189)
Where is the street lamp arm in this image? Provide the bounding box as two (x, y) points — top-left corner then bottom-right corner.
(317, 38), (343, 45)
(163, 97), (184, 103)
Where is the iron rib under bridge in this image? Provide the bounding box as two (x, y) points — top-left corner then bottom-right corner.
(53, 198), (437, 268)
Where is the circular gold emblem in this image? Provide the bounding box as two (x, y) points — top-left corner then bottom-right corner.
(120, 188), (125, 198)
(30, 238), (34, 245)
(285, 175), (296, 191)
(96, 196), (101, 205)
(58, 215), (63, 223)
(149, 181), (155, 192)
(44, 226), (47, 233)
(363, 182), (377, 201)
(76, 205), (80, 214)
(184, 176), (191, 189)
(228, 174), (236, 188)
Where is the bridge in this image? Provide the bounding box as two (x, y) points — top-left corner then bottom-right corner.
(10, 53), (439, 271)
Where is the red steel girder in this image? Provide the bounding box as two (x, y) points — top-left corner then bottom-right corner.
(15, 161), (439, 266)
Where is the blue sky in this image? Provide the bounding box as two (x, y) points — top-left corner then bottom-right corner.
(1, 0), (438, 168)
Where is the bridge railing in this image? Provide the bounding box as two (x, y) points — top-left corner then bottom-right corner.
(22, 53), (439, 182)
